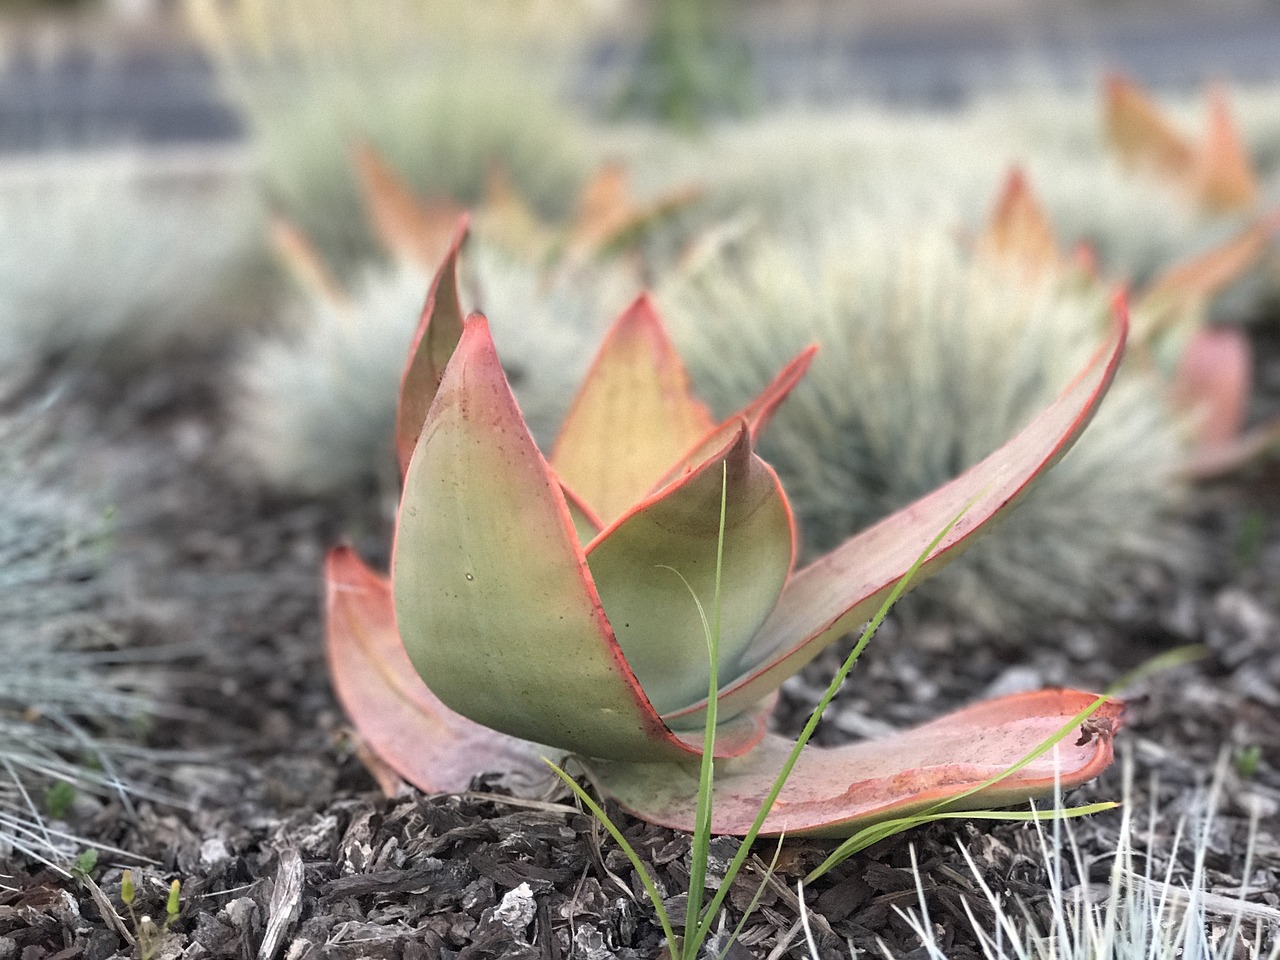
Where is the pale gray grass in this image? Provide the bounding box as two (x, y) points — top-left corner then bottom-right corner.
(0, 405), (171, 870)
(0, 148), (259, 371)
(663, 223), (1188, 629)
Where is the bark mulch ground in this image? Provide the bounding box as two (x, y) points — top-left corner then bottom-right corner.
(2, 327), (1279, 959)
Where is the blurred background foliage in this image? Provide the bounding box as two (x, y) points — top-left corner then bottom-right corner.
(1, 0), (1278, 645)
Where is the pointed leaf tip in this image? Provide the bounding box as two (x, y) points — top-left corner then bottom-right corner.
(1197, 85), (1259, 214)
(1104, 72), (1197, 183)
(324, 546), (549, 795)
(979, 167), (1062, 275)
(395, 216), (470, 476)
(355, 143), (467, 273)
(651, 344), (817, 493)
(552, 293), (716, 525)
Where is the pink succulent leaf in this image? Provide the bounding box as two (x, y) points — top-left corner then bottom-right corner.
(1136, 214), (1278, 343)
(395, 214), (469, 477)
(325, 546), (552, 794)
(550, 294), (716, 526)
(588, 690), (1125, 838)
(1171, 325), (1252, 449)
(583, 423), (794, 716)
(393, 313), (701, 763)
(666, 301), (1129, 727)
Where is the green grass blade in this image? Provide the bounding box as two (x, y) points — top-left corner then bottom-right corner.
(690, 500), (974, 950)
(806, 802), (1120, 881)
(684, 462), (728, 956)
(717, 835), (785, 959)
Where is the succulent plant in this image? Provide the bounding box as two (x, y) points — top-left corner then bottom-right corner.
(326, 224), (1128, 836)
(981, 168), (1280, 479)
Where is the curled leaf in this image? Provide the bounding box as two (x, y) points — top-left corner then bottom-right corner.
(591, 690), (1125, 837)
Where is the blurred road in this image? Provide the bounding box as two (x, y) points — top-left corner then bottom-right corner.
(1, 6), (1279, 151)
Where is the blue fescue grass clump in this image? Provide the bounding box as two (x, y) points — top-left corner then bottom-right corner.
(190, 0), (591, 274)
(663, 223), (1189, 630)
(0, 405), (165, 870)
(0, 151), (259, 372)
(893, 760), (1280, 960)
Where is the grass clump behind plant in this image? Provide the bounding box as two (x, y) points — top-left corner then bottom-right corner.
(230, 241), (635, 497)
(663, 224), (1188, 630)
(191, 0), (591, 273)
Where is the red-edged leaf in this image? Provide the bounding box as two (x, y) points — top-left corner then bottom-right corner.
(589, 690), (1124, 837)
(1196, 85), (1259, 215)
(1171, 325), (1252, 448)
(584, 424), (794, 716)
(668, 301), (1129, 727)
(393, 314), (699, 762)
(354, 143), (466, 273)
(551, 294), (716, 525)
(977, 168), (1063, 276)
(325, 546), (550, 794)
(395, 216), (469, 477)
(561, 482), (604, 546)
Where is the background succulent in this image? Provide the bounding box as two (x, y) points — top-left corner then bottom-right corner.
(612, 92), (1267, 299)
(662, 221), (1189, 630)
(191, 0), (591, 274)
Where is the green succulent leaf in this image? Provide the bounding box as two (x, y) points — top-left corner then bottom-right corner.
(550, 293), (716, 526)
(395, 215), (468, 476)
(393, 314), (698, 762)
(585, 424), (793, 715)
(587, 690), (1125, 837)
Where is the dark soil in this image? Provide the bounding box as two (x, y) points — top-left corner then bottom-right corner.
(2, 326), (1279, 960)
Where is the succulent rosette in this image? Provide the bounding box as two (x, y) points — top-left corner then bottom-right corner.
(327, 220), (1128, 837)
